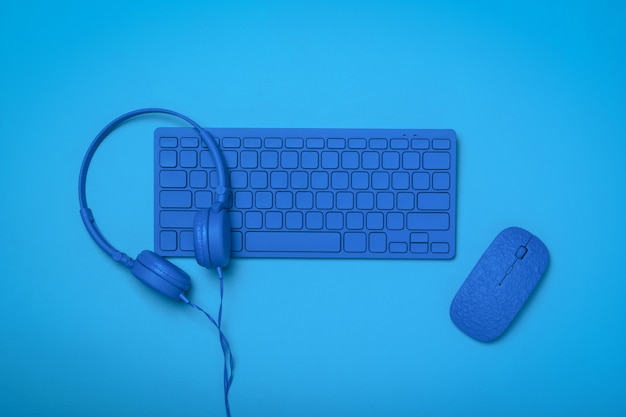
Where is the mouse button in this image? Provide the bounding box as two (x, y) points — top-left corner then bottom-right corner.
(483, 243), (518, 282)
(526, 235), (550, 273)
(515, 245), (528, 259)
(500, 227), (532, 245)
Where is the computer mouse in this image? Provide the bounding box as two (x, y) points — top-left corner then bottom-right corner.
(450, 227), (549, 342)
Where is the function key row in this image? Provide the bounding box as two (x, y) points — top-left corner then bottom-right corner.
(160, 136), (452, 151)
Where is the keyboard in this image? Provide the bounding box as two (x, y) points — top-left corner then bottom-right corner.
(154, 128), (456, 259)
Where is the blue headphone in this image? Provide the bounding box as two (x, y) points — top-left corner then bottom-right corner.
(78, 108), (232, 300)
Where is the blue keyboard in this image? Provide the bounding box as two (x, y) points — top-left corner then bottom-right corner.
(154, 128), (456, 259)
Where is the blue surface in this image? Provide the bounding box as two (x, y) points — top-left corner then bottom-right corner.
(154, 127), (456, 258)
(1, 1), (625, 416)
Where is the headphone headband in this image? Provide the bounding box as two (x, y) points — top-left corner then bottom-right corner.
(78, 108), (230, 266)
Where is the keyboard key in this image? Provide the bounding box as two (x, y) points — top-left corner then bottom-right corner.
(180, 230), (194, 250)
(328, 138), (346, 149)
(285, 212), (303, 229)
(341, 152), (359, 169)
(372, 172), (389, 190)
(417, 192), (450, 210)
(336, 192), (354, 209)
(411, 243), (429, 253)
(311, 171), (328, 189)
(371, 172), (389, 189)
(377, 193), (394, 210)
(261, 151), (278, 168)
(351, 172), (369, 190)
(356, 192), (374, 210)
(413, 172), (429, 189)
(179, 150), (197, 168)
(281, 151), (299, 168)
(255, 191), (273, 209)
(230, 171), (247, 189)
(189, 171), (207, 188)
(160, 211), (196, 228)
(382, 152), (400, 169)
(432, 139), (451, 150)
(407, 213), (449, 230)
(410, 233), (429, 243)
(396, 192), (415, 210)
(369, 233), (386, 253)
(387, 212), (403, 230)
(321, 151), (339, 169)
(295, 191), (314, 209)
(265, 137), (282, 148)
(240, 151), (258, 169)
(266, 211), (283, 228)
(370, 138), (387, 149)
(402, 152), (420, 169)
(195, 191), (212, 208)
(271, 171), (288, 188)
(235, 191), (253, 209)
(306, 138), (324, 149)
(390, 138), (409, 149)
(389, 242), (408, 253)
(366, 212), (384, 230)
(344, 233), (367, 252)
(160, 170), (187, 188)
(327, 212), (343, 229)
(305, 212), (323, 229)
(362, 152), (379, 169)
(291, 171), (308, 189)
(223, 151), (238, 168)
(200, 150), (215, 168)
(160, 230), (177, 250)
(245, 232), (341, 252)
(431, 242), (450, 253)
(250, 171), (268, 189)
(331, 172), (349, 189)
(346, 212), (364, 230)
(432, 172), (450, 190)
(348, 138), (366, 149)
(180, 138), (198, 148)
(246, 211), (263, 229)
(301, 151), (319, 168)
(423, 152), (451, 170)
(160, 137), (177, 148)
(160, 150), (177, 168)
(411, 139), (430, 149)
(275, 191), (293, 209)
(392, 172), (410, 190)
(160, 191), (192, 208)
(243, 137), (262, 148)
(222, 137), (241, 148)
(316, 192), (333, 209)
(285, 137), (304, 148)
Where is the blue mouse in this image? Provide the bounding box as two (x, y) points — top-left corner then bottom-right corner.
(450, 227), (549, 342)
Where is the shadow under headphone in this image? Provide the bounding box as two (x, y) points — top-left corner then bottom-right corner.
(78, 108), (232, 299)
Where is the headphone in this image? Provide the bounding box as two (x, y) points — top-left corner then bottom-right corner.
(78, 108), (232, 300)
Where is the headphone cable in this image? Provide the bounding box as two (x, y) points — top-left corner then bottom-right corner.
(180, 271), (234, 417)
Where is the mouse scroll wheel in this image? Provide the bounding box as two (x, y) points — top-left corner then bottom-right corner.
(515, 246), (528, 259)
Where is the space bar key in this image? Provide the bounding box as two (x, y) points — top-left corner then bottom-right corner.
(245, 232), (341, 253)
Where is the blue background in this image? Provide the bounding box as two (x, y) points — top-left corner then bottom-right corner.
(1, 1), (625, 416)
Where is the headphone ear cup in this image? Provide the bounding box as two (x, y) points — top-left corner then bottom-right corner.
(130, 250), (191, 300)
(193, 208), (232, 269)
